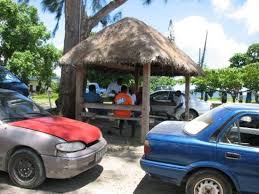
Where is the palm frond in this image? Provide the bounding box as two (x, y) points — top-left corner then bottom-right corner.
(143, 0), (168, 5)
(91, 0), (106, 13)
(17, 0), (30, 3)
(142, 0), (153, 5)
(112, 11), (122, 22)
(41, 0), (65, 35)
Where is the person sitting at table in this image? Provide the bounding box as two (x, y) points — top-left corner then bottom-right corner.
(106, 78), (123, 96)
(85, 84), (103, 103)
(84, 84), (103, 113)
(114, 85), (136, 137)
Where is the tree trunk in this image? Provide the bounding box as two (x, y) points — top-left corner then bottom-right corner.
(59, 0), (81, 118)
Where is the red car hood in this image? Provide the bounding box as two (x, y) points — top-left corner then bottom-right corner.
(9, 116), (101, 144)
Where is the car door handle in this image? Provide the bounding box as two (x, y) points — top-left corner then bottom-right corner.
(225, 152), (241, 160)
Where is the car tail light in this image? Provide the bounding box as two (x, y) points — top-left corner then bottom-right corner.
(144, 140), (151, 155)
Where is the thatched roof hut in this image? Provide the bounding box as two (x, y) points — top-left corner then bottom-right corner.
(60, 17), (202, 76)
(59, 17), (202, 142)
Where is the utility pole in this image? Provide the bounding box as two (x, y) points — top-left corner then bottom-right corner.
(200, 31), (208, 68)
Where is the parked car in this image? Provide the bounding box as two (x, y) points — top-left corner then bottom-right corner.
(150, 90), (211, 120)
(85, 82), (106, 94)
(154, 85), (174, 91)
(141, 104), (259, 194)
(0, 89), (107, 188)
(0, 66), (29, 96)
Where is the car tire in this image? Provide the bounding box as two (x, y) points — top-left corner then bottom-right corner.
(185, 170), (233, 194)
(8, 149), (46, 189)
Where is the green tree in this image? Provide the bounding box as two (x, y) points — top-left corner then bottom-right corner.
(229, 53), (248, 68)
(6, 51), (36, 84)
(7, 44), (61, 86)
(0, 0), (50, 64)
(150, 76), (176, 91)
(0, 0), (61, 86)
(192, 69), (220, 99)
(36, 44), (61, 87)
(87, 70), (134, 88)
(218, 68), (243, 102)
(247, 43), (259, 64)
(243, 62), (259, 91)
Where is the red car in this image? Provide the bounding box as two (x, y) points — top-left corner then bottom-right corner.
(0, 89), (107, 188)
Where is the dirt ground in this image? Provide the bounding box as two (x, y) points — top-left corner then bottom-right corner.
(0, 119), (184, 194)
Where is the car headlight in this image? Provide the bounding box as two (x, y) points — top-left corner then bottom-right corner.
(56, 142), (86, 152)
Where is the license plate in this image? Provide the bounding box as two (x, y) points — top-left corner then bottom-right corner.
(95, 147), (107, 162)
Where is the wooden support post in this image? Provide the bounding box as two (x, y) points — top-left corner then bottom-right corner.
(141, 64), (151, 143)
(134, 67), (140, 92)
(185, 75), (191, 121)
(75, 66), (85, 121)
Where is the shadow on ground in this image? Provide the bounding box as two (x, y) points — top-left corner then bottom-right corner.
(134, 175), (184, 194)
(90, 118), (144, 146)
(0, 165), (103, 193)
(38, 165), (103, 193)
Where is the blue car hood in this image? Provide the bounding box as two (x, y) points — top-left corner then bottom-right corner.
(148, 121), (188, 137)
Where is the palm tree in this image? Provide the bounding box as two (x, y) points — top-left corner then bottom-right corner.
(19, 0), (167, 118)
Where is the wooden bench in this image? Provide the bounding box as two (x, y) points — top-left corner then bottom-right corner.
(82, 103), (168, 124)
(82, 112), (141, 121)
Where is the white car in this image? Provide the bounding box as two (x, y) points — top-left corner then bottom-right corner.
(150, 90), (212, 120)
(85, 83), (106, 94)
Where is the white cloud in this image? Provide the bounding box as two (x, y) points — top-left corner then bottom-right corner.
(174, 16), (247, 69)
(228, 0), (259, 35)
(212, 0), (232, 11)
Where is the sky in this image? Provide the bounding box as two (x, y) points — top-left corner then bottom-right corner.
(29, 0), (259, 75)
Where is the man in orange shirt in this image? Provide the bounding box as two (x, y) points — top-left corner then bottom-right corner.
(114, 85), (136, 137)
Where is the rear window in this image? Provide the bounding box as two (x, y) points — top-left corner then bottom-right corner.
(184, 106), (224, 135)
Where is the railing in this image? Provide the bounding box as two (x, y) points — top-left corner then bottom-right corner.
(83, 103), (141, 111)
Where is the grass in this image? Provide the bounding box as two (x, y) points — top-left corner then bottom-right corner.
(31, 92), (58, 108)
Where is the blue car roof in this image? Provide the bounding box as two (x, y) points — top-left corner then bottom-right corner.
(223, 104), (259, 112)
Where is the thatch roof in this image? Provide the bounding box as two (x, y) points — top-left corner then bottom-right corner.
(60, 17), (203, 76)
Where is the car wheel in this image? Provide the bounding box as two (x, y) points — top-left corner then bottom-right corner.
(8, 149), (46, 189)
(180, 110), (198, 121)
(185, 170), (233, 194)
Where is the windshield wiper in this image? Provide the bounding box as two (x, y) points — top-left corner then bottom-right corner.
(25, 112), (50, 116)
(2, 117), (29, 122)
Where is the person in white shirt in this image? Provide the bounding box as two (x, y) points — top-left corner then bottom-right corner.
(106, 78), (123, 96)
(173, 90), (186, 120)
(129, 88), (137, 105)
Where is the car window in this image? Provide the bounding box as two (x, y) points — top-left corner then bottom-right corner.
(220, 115), (259, 148)
(184, 106), (223, 135)
(151, 91), (169, 101)
(0, 92), (49, 122)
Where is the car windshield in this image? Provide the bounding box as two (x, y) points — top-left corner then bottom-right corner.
(184, 107), (222, 135)
(0, 68), (21, 83)
(0, 92), (50, 123)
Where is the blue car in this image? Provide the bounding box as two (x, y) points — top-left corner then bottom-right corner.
(0, 66), (29, 96)
(141, 104), (259, 194)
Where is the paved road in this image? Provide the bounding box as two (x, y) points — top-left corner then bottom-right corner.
(0, 146), (184, 194)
